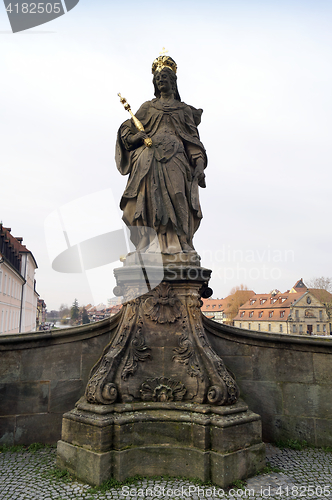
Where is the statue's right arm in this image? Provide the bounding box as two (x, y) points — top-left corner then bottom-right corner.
(120, 102), (150, 151)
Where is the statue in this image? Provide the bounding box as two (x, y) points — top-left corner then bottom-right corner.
(116, 52), (207, 255)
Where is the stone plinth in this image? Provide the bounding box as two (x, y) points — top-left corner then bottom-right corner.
(57, 398), (265, 486)
(57, 256), (265, 485)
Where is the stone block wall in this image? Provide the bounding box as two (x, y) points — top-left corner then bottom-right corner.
(0, 316), (119, 445)
(204, 317), (332, 447)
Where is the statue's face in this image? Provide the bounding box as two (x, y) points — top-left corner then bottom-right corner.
(155, 70), (172, 94)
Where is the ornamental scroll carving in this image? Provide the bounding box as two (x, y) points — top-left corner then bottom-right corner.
(85, 301), (138, 404)
(188, 294), (239, 405)
(142, 282), (182, 323)
(121, 316), (151, 380)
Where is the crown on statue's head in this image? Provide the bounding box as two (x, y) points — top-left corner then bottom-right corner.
(152, 48), (177, 75)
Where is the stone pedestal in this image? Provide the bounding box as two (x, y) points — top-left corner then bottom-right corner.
(57, 254), (266, 485)
(57, 398), (265, 486)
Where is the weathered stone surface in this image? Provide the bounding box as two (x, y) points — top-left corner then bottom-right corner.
(272, 415), (316, 443)
(16, 413), (63, 445)
(211, 415), (262, 453)
(57, 401), (265, 486)
(239, 381), (283, 432)
(0, 381), (49, 416)
(222, 355), (253, 380)
(20, 343), (81, 381)
(113, 446), (210, 483)
(57, 440), (113, 485)
(61, 416), (113, 452)
(0, 351), (21, 382)
(49, 380), (84, 413)
(315, 418), (332, 447)
(283, 383), (332, 419)
(210, 443), (266, 487)
(313, 352), (332, 383)
(0, 416), (15, 445)
(252, 347), (314, 383)
(81, 333), (115, 384)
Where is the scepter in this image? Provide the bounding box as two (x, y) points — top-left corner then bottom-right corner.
(118, 93), (152, 147)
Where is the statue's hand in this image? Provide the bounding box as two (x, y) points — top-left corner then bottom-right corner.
(127, 131), (149, 148)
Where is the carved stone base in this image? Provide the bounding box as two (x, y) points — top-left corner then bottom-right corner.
(57, 258), (266, 485)
(57, 398), (265, 486)
(85, 263), (239, 407)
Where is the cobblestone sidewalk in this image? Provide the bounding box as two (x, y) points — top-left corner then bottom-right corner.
(0, 444), (331, 499)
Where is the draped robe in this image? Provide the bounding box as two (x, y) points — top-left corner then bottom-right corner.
(115, 98), (207, 254)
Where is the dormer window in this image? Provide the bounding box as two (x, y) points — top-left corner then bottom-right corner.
(280, 311), (285, 318)
(240, 311), (245, 317)
(249, 311), (254, 318)
(269, 311), (274, 318)
(250, 299), (256, 305)
(260, 298), (266, 305)
(259, 311), (263, 318)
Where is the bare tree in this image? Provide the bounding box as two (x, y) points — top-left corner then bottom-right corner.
(307, 276), (332, 319)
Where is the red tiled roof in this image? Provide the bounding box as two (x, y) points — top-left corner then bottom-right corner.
(201, 298), (227, 312)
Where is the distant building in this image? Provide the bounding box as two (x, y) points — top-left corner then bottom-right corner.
(233, 279), (331, 335)
(85, 303), (122, 322)
(0, 224), (39, 334)
(201, 289), (255, 324)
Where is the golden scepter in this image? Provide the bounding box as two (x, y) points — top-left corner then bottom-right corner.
(118, 93), (152, 147)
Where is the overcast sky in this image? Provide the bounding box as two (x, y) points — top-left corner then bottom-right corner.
(1, 0), (332, 310)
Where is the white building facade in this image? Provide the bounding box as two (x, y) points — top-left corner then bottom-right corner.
(0, 225), (38, 334)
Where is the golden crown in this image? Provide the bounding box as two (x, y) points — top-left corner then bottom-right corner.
(152, 48), (177, 75)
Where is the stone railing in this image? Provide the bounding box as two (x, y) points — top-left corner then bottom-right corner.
(203, 317), (332, 447)
(0, 315), (120, 445)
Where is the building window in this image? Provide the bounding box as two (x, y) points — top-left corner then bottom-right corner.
(260, 299), (266, 305)
(239, 323), (242, 328)
(0, 271), (2, 293)
(293, 324), (296, 333)
(279, 324), (283, 333)
(280, 311), (285, 318)
(269, 311), (274, 318)
(317, 324), (320, 332)
(268, 324), (271, 332)
(248, 323), (251, 330)
(299, 324), (303, 333)
(319, 310), (323, 320)
(258, 323), (261, 331)
(259, 311), (263, 318)
(249, 311), (254, 318)
(250, 299), (256, 305)
(4, 274), (7, 295)
(240, 311), (245, 317)
(323, 324), (326, 332)
(295, 310), (299, 319)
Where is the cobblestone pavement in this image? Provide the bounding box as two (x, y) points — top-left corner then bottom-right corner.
(0, 444), (331, 499)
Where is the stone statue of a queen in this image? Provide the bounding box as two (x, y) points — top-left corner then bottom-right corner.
(116, 52), (207, 255)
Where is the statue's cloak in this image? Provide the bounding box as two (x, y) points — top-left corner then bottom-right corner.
(115, 99), (207, 245)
